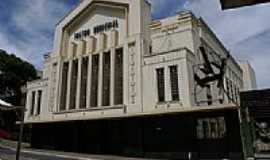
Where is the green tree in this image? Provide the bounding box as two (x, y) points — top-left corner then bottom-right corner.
(0, 49), (37, 105)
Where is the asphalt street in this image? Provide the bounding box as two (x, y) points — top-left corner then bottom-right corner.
(0, 146), (81, 160)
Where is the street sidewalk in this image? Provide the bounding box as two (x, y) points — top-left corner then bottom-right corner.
(0, 138), (156, 160)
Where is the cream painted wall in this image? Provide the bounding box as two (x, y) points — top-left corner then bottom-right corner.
(24, 2), (250, 123)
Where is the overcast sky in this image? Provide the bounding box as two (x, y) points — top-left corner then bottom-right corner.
(0, 0), (269, 89)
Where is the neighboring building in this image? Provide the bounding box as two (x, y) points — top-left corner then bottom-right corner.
(24, 0), (255, 159)
(241, 89), (270, 158)
(238, 60), (257, 91)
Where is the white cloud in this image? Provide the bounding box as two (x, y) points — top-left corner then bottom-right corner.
(0, 32), (24, 59)
(0, 0), (74, 69)
(0, 0), (269, 89)
(147, 0), (187, 18)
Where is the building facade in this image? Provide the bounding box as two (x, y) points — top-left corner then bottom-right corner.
(24, 0), (255, 159)
(241, 89), (270, 158)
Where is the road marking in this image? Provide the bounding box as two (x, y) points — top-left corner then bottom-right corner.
(22, 150), (100, 160)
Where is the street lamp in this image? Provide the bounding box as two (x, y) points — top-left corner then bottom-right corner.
(0, 105), (25, 160)
(15, 106), (25, 160)
(0, 85), (27, 160)
(14, 85), (27, 160)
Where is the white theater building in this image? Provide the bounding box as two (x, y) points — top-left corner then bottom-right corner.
(24, 0), (256, 159)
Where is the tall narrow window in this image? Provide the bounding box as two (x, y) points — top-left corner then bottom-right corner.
(60, 62), (69, 111)
(114, 48), (123, 105)
(37, 90), (42, 115)
(169, 65), (179, 101)
(69, 59), (78, 110)
(30, 91), (36, 116)
(90, 55), (99, 107)
(102, 52), (111, 106)
(156, 68), (165, 102)
(80, 57), (88, 109)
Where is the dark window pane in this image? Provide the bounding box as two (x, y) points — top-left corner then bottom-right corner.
(91, 55), (99, 107)
(114, 48), (123, 105)
(69, 59), (78, 110)
(37, 90), (42, 115)
(156, 68), (165, 102)
(169, 65), (179, 101)
(60, 62), (69, 111)
(30, 91), (36, 115)
(102, 52), (110, 106)
(80, 57), (88, 109)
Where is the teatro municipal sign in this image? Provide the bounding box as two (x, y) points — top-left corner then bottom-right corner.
(74, 19), (119, 40)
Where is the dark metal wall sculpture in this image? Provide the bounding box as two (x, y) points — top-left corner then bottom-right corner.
(193, 46), (229, 105)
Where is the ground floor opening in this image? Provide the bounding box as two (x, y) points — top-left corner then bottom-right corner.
(30, 109), (243, 159)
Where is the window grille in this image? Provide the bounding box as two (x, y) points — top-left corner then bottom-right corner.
(114, 48), (123, 105)
(169, 65), (179, 101)
(30, 91), (35, 115)
(80, 57), (88, 108)
(37, 90), (42, 115)
(69, 59), (78, 110)
(102, 52), (111, 106)
(90, 55), (99, 107)
(60, 62), (69, 111)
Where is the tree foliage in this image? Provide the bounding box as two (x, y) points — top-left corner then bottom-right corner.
(0, 49), (37, 105)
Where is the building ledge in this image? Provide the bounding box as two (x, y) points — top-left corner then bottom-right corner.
(52, 105), (125, 114)
(24, 104), (239, 124)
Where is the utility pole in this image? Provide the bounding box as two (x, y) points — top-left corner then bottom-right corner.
(16, 106), (25, 160)
(16, 85), (27, 160)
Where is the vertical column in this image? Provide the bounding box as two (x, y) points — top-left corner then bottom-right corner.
(86, 55), (92, 108)
(123, 45), (128, 105)
(98, 52), (103, 107)
(76, 57), (82, 109)
(110, 30), (119, 48)
(183, 59), (193, 107)
(51, 62), (59, 112)
(68, 42), (77, 58)
(87, 36), (96, 54)
(34, 90), (39, 116)
(110, 49), (115, 106)
(66, 60), (73, 110)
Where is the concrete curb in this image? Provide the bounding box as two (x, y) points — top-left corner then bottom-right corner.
(0, 143), (99, 160)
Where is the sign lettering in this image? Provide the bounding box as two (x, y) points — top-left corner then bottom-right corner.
(74, 20), (119, 40)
